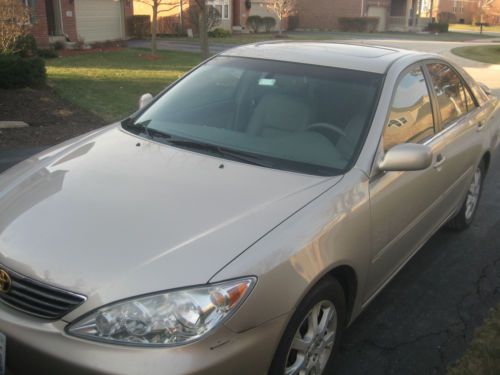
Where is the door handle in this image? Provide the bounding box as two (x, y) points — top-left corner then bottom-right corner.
(477, 121), (486, 132)
(434, 154), (447, 169)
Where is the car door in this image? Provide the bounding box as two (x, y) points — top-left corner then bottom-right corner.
(425, 62), (486, 215)
(365, 64), (451, 301)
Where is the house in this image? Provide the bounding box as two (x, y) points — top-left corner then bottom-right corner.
(133, 0), (500, 35)
(133, 0), (278, 33)
(28, 0), (134, 47)
(295, 0), (432, 32)
(425, 0), (500, 25)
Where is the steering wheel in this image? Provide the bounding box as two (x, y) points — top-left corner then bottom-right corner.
(305, 123), (347, 144)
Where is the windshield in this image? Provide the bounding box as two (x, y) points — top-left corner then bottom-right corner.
(126, 56), (383, 176)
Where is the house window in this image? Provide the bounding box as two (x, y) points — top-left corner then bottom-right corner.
(24, 0), (36, 8)
(453, 1), (464, 13)
(208, 0), (230, 20)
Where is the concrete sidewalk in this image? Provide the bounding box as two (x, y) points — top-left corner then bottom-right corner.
(128, 39), (232, 54)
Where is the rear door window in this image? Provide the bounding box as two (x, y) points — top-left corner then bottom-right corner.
(426, 63), (470, 128)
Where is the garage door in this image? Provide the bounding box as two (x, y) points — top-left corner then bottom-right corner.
(75, 0), (124, 42)
(367, 6), (387, 32)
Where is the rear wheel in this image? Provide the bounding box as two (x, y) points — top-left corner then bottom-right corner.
(446, 161), (485, 231)
(269, 277), (346, 375)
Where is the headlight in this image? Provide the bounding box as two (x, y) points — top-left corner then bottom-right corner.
(67, 277), (256, 346)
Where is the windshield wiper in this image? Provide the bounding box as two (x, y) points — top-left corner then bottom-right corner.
(122, 119), (153, 136)
(123, 122), (274, 169)
(165, 138), (275, 168)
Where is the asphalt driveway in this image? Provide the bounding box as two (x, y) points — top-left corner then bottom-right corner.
(332, 151), (500, 374)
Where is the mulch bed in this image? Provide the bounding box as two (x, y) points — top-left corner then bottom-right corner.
(0, 86), (106, 150)
(57, 47), (124, 57)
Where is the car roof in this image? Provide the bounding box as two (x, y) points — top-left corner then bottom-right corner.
(221, 41), (423, 74)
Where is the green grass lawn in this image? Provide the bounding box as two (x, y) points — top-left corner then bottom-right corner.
(451, 45), (500, 64)
(157, 30), (491, 45)
(46, 49), (201, 122)
(450, 23), (500, 33)
(448, 305), (500, 375)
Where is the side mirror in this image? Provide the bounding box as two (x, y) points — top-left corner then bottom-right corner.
(378, 143), (433, 172)
(139, 93), (153, 109)
(479, 82), (492, 96)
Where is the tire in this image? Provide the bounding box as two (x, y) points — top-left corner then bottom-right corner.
(269, 277), (346, 375)
(446, 161), (485, 232)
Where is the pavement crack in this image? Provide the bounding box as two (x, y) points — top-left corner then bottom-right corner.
(363, 321), (462, 352)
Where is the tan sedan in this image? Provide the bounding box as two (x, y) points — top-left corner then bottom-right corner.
(0, 42), (499, 375)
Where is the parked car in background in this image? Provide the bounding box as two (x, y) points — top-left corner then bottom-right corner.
(0, 42), (498, 375)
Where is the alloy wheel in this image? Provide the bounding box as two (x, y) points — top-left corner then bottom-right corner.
(465, 167), (482, 221)
(284, 300), (338, 375)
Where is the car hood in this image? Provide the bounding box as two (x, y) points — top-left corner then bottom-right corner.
(0, 125), (341, 314)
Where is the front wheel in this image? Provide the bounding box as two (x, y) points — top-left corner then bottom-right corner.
(446, 161), (485, 231)
(269, 277), (346, 375)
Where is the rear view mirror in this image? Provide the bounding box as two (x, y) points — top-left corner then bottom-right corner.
(379, 143), (433, 172)
(139, 93), (154, 109)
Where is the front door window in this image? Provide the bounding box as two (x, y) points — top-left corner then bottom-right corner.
(384, 66), (435, 151)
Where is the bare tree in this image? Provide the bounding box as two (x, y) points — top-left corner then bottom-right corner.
(265, 0), (297, 35)
(0, 0), (31, 54)
(192, 0), (210, 59)
(136, 0), (188, 55)
(477, 0), (495, 34)
(429, 0), (435, 20)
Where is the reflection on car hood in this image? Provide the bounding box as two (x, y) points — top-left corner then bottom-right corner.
(0, 124), (341, 308)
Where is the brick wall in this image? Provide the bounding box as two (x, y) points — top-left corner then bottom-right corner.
(436, 0), (478, 24)
(296, 0), (363, 29)
(60, 0), (77, 41)
(31, 0), (49, 47)
(124, 0), (133, 18)
(124, 0), (134, 37)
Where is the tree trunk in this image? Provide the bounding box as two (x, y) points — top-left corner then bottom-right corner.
(429, 0), (434, 21)
(179, 0), (184, 33)
(411, 0), (419, 31)
(278, 13), (283, 35)
(199, 4), (209, 59)
(151, 3), (158, 55)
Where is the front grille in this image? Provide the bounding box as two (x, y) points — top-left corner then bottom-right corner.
(0, 265), (86, 320)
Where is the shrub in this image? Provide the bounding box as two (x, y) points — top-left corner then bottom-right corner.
(53, 40), (65, 50)
(426, 22), (449, 33)
(74, 36), (86, 50)
(338, 17), (379, 32)
(262, 17), (277, 32)
(438, 12), (456, 24)
(37, 48), (58, 59)
(247, 15), (263, 33)
(0, 54), (46, 88)
(90, 40), (127, 49)
(208, 28), (231, 38)
(14, 34), (37, 57)
(0, 0), (31, 54)
(127, 15), (151, 38)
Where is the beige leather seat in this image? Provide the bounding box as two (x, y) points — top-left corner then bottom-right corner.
(246, 93), (313, 138)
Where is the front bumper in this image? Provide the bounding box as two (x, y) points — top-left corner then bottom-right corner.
(0, 303), (287, 375)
